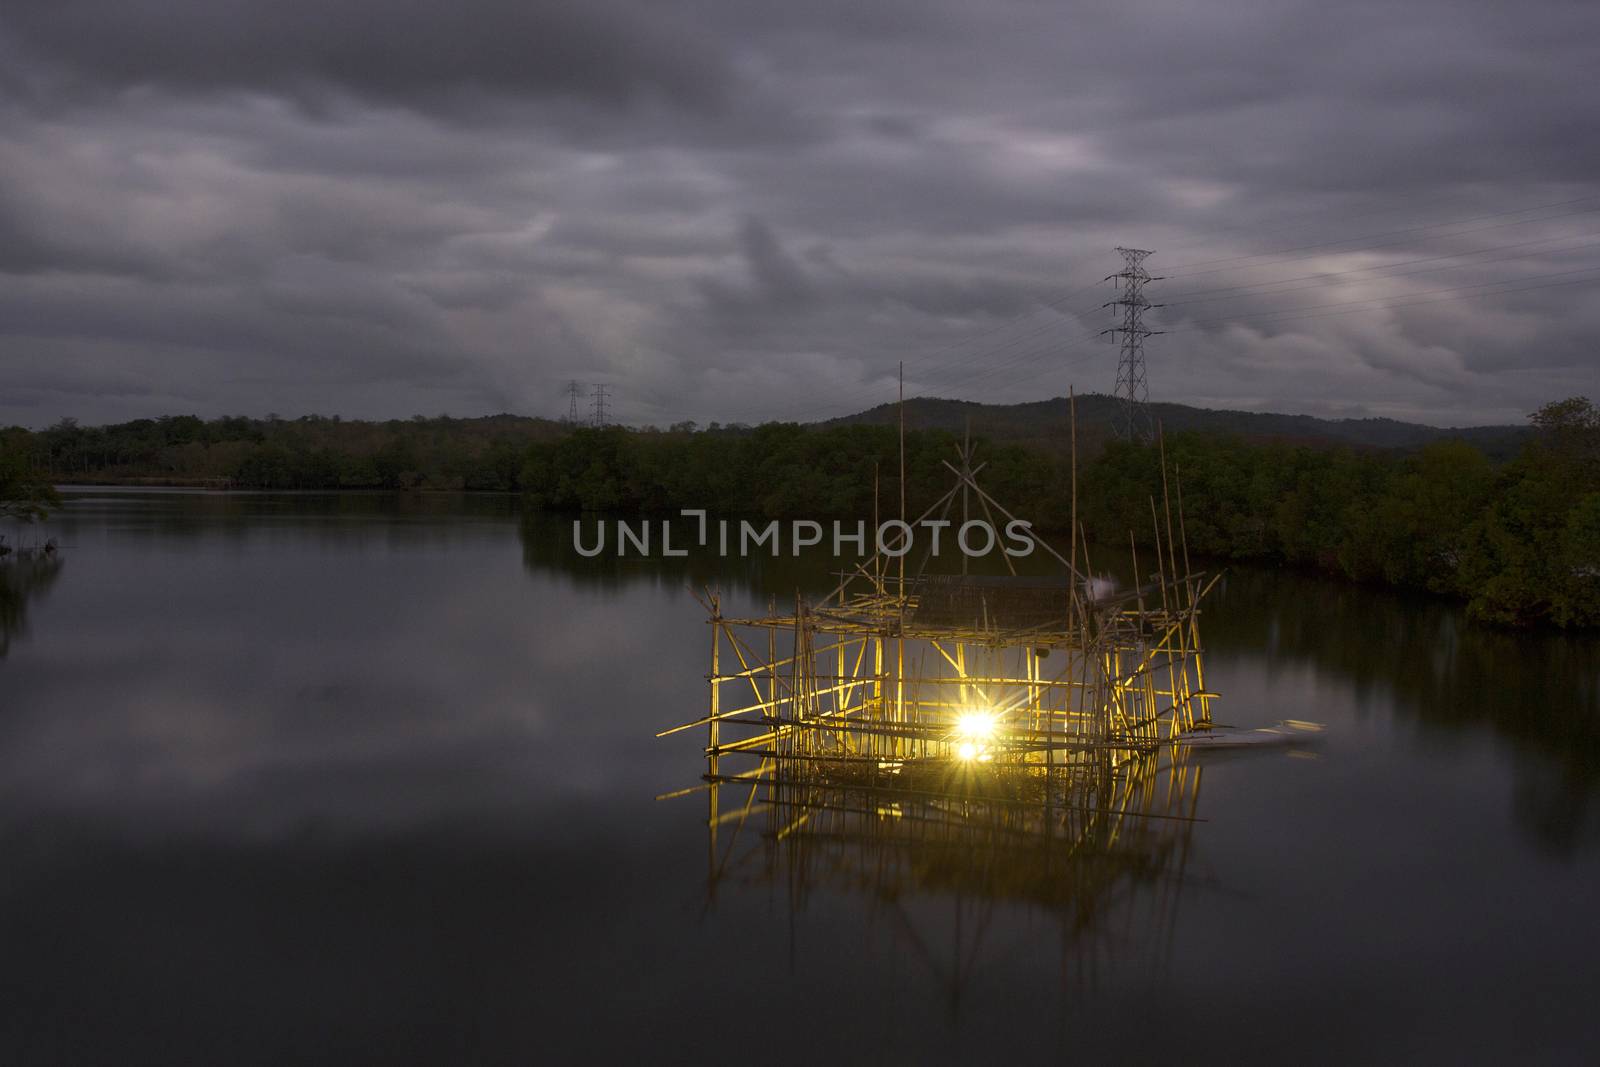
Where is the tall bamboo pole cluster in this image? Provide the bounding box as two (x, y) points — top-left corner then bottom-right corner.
(664, 436), (1214, 770)
(662, 403), (1222, 953)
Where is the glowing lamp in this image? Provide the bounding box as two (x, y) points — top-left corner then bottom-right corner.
(955, 711), (996, 742)
(953, 709), (998, 762)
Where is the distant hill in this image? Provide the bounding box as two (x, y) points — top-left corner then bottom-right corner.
(821, 393), (1529, 459)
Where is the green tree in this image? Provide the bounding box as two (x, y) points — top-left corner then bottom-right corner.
(1340, 440), (1494, 591)
(0, 428), (61, 521)
(1460, 398), (1600, 626)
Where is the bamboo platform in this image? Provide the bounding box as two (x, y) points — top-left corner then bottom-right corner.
(659, 392), (1223, 956)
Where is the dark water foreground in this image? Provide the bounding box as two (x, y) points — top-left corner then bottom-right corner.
(2, 491), (1597, 1065)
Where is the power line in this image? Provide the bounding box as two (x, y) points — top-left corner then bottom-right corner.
(1157, 263), (1600, 335)
(1160, 230), (1600, 306)
(720, 275), (1133, 426)
(741, 213), (1596, 423)
(885, 266), (1600, 400)
(1152, 189), (1480, 258)
(642, 194), (1600, 427)
(863, 279), (1107, 383)
(698, 282), (1111, 427)
(874, 246), (1600, 413)
(751, 308), (1105, 426)
(658, 252), (1598, 427)
(909, 271), (1600, 401)
(1158, 195), (1600, 278)
(1147, 174), (1600, 260)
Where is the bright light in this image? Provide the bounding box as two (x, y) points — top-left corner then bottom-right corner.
(954, 709), (998, 762)
(955, 711), (996, 741)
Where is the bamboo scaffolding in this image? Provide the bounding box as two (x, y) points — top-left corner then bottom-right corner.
(661, 399), (1222, 1006)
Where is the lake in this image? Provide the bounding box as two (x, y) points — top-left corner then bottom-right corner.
(3, 489), (1598, 1064)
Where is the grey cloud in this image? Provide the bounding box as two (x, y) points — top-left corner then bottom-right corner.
(3, 0), (734, 113)
(1, 0), (1598, 429)
(737, 216), (815, 305)
(696, 216), (817, 317)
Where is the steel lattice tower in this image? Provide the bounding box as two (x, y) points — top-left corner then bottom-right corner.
(1102, 247), (1162, 443)
(566, 380), (584, 423)
(590, 384), (611, 427)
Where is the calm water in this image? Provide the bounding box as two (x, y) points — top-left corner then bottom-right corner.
(3, 490), (1598, 1064)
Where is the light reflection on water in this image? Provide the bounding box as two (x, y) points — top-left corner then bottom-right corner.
(1, 490), (1597, 1064)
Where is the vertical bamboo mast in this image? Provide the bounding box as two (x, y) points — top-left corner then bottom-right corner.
(1069, 386), (1078, 613)
(957, 641), (967, 709)
(709, 593), (720, 763)
(1149, 498), (1169, 616)
(897, 361), (906, 732)
(1174, 462), (1194, 592)
(768, 598), (779, 744)
(872, 459), (883, 748)
(1130, 530), (1145, 616)
(1175, 463), (1210, 726)
(873, 460), (882, 595)
(1061, 388), (1080, 778)
(1148, 496), (1180, 738)
(708, 591), (721, 869)
(1157, 426), (1190, 733)
(957, 424), (969, 709)
(961, 418), (971, 578)
(1157, 425), (1182, 604)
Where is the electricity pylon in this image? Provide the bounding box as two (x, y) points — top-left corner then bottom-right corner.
(1102, 247), (1162, 443)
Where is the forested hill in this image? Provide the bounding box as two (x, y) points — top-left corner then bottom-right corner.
(828, 394), (1528, 459)
(9, 397), (1525, 490)
(3, 398), (1596, 626)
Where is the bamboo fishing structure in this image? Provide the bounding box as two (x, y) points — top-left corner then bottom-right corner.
(659, 395), (1223, 981)
(664, 425), (1217, 777)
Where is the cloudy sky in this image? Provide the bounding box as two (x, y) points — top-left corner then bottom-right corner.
(2, 0), (1597, 429)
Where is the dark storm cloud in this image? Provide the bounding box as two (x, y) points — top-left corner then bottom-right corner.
(3, 0), (732, 111)
(1, 0), (1597, 428)
(696, 216), (818, 318)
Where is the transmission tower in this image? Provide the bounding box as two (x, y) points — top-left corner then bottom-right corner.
(1101, 247), (1162, 443)
(565, 380), (584, 423)
(590, 384), (612, 427)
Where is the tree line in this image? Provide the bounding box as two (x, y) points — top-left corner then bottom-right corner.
(2, 399), (1595, 627)
(8, 413), (565, 491)
(517, 399), (1598, 628)
(1076, 398), (1598, 627)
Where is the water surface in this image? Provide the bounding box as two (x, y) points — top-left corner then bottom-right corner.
(3, 490), (1597, 1064)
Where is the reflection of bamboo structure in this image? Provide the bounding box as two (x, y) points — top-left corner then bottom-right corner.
(698, 741), (1205, 1011)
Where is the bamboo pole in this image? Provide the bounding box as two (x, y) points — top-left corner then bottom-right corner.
(898, 361), (907, 747)
(708, 592), (721, 873)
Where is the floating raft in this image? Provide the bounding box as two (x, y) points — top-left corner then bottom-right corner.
(1175, 720), (1324, 750)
